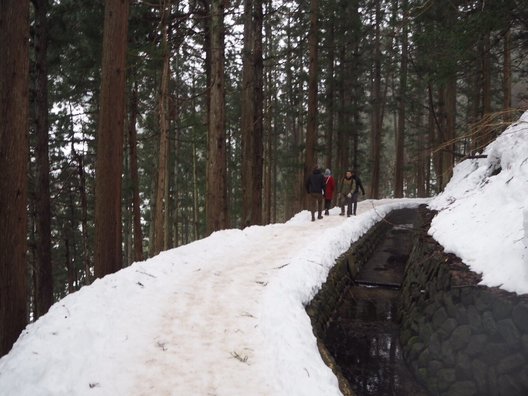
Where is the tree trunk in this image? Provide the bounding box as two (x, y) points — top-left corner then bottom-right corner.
(128, 80), (144, 262)
(76, 151), (91, 283)
(369, 0), (382, 199)
(206, 0), (228, 234)
(325, 9), (335, 171)
(394, 0), (408, 198)
(263, 0), (273, 225)
(154, 0), (171, 255)
(33, 0), (53, 318)
(240, 0), (256, 227)
(442, 74), (456, 189)
(252, 0), (264, 226)
(480, 31), (492, 148)
(503, 28), (512, 122)
(94, 0), (129, 278)
(304, 0), (319, 202)
(0, 0), (30, 356)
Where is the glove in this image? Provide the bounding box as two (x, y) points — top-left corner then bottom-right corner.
(347, 193), (352, 198)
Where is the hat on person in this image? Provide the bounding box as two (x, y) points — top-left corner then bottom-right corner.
(324, 168), (331, 176)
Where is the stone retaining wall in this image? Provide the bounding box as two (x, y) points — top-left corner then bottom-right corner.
(306, 216), (390, 337)
(400, 212), (528, 396)
(306, 216), (391, 396)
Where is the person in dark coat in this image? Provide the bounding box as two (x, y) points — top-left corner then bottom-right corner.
(338, 170), (356, 217)
(323, 169), (335, 216)
(351, 169), (365, 215)
(306, 166), (325, 221)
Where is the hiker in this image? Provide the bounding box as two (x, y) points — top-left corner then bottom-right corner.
(339, 170), (356, 217)
(306, 165), (325, 221)
(351, 169), (366, 216)
(323, 169), (336, 216)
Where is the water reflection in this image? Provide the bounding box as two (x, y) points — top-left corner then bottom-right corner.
(324, 286), (430, 396)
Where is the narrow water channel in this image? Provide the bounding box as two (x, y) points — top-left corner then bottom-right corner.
(323, 208), (431, 396)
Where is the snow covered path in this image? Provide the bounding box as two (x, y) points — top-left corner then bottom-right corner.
(0, 199), (427, 396)
(134, 218), (322, 395)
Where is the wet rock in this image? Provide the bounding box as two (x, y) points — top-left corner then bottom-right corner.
(456, 306), (469, 325)
(482, 311), (497, 336)
(498, 374), (524, 396)
(421, 322), (434, 341)
(428, 359), (443, 374)
(418, 347), (430, 368)
(444, 293), (458, 318)
(521, 334), (528, 354)
(440, 318), (458, 338)
(460, 288), (474, 305)
(474, 293), (490, 312)
(450, 325), (472, 351)
(437, 368), (456, 391)
(429, 332), (442, 356)
(488, 366), (499, 395)
(424, 302), (439, 319)
(447, 380), (477, 396)
(512, 303), (528, 332)
(455, 352), (472, 379)
(433, 307), (448, 329)
(481, 343), (510, 365)
(441, 342), (456, 366)
(492, 298), (513, 320)
(471, 359), (488, 393)
(466, 305), (482, 330)
(497, 318), (521, 347)
(409, 340), (425, 360)
(497, 353), (526, 374)
(519, 366), (528, 388)
(465, 334), (488, 357)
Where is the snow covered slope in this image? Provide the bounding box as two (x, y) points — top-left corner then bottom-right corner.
(0, 199), (426, 396)
(429, 111), (528, 294)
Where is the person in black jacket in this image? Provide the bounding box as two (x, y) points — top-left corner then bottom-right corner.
(306, 166), (325, 221)
(351, 169), (365, 215)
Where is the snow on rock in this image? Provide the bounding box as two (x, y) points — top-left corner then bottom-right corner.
(429, 111), (528, 295)
(0, 199), (427, 396)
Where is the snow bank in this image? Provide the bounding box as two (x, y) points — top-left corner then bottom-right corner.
(429, 111), (528, 294)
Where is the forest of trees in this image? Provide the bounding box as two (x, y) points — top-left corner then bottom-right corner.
(1, 0), (527, 356)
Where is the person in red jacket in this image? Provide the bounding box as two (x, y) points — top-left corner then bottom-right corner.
(323, 168), (336, 216)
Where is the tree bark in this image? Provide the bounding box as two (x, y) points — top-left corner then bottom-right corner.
(76, 151), (91, 283)
(480, 31), (492, 149)
(94, 0), (129, 278)
(304, 0), (319, 203)
(153, 0), (171, 255)
(128, 80), (143, 262)
(503, 28), (512, 122)
(252, 0), (264, 225)
(0, 0), (30, 356)
(325, 6), (335, 172)
(33, 0), (53, 317)
(206, 0), (228, 234)
(240, 0), (256, 227)
(369, 0), (382, 199)
(394, 0), (408, 198)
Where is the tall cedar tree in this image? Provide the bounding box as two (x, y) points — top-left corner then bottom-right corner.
(94, 0), (129, 278)
(32, 0), (54, 317)
(240, 0), (264, 227)
(304, 0), (319, 202)
(153, 0), (171, 255)
(128, 79), (144, 262)
(394, 0), (408, 198)
(0, 0), (30, 356)
(206, 0), (229, 234)
(369, 0), (382, 199)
